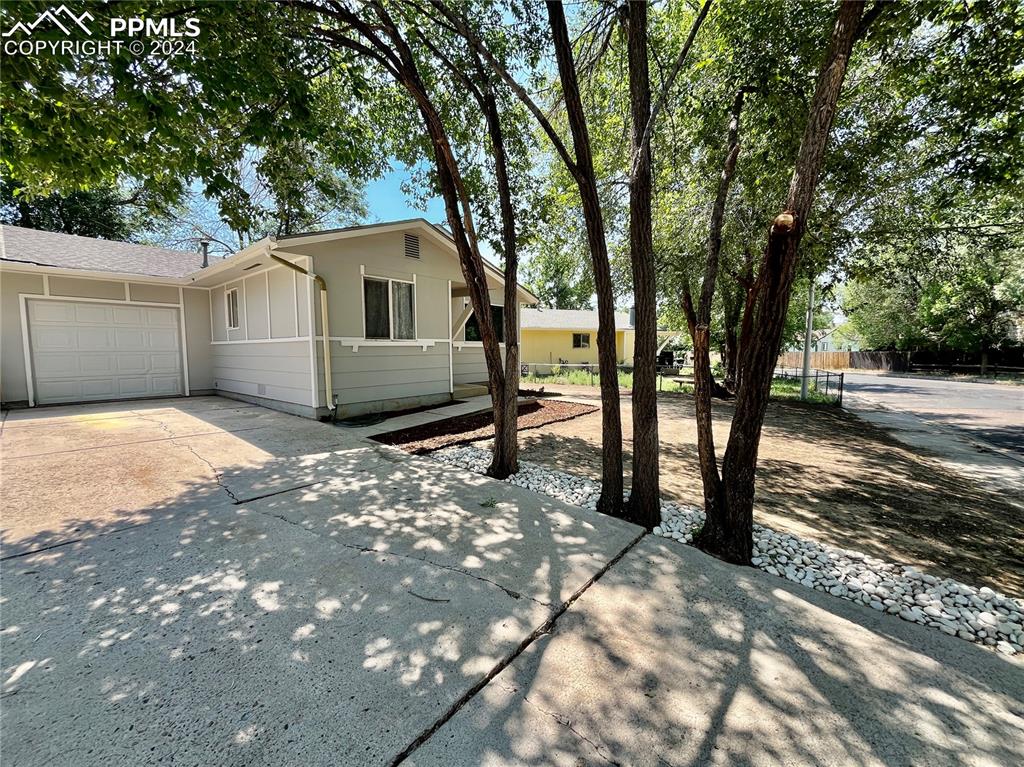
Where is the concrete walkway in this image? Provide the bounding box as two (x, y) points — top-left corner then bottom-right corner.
(2, 396), (1021, 766)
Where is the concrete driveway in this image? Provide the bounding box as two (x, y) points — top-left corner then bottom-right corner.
(2, 397), (1022, 766)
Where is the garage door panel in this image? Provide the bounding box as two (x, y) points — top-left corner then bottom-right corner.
(150, 353), (181, 373)
(113, 329), (146, 349)
(80, 355), (118, 375)
(35, 380), (85, 400)
(117, 377), (151, 396)
(77, 327), (116, 350)
(34, 353), (81, 376)
(75, 303), (114, 323)
(112, 306), (144, 324)
(115, 354), (149, 374)
(150, 376), (182, 394)
(145, 307), (178, 326)
(80, 379), (118, 398)
(32, 327), (77, 351)
(30, 302), (76, 323)
(147, 329), (179, 350)
(28, 299), (184, 405)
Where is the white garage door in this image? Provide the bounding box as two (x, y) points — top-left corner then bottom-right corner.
(27, 299), (184, 405)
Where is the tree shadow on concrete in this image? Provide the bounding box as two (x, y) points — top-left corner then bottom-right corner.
(416, 538), (1024, 767)
(0, 429), (639, 766)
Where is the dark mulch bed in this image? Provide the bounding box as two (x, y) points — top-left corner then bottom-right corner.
(371, 400), (598, 454)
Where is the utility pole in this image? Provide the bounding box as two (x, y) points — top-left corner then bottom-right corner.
(801, 280), (815, 400)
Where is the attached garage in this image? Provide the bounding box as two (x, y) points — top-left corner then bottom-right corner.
(25, 298), (184, 405)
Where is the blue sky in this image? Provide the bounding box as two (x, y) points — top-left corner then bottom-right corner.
(362, 164), (500, 263)
(361, 167), (445, 225)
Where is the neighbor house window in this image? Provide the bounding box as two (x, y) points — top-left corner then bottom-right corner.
(573, 332), (590, 349)
(226, 288), (240, 330)
(465, 305), (505, 342)
(363, 276), (416, 340)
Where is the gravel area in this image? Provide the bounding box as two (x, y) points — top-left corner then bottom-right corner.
(432, 445), (1024, 657)
(371, 400), (597, 454)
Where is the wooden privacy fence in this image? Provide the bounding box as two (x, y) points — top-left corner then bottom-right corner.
(777, 351), (851, 370)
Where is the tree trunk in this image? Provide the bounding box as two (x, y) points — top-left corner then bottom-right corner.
(723, 323), (739, 387)
(547, 0), (624, 516)
(689, 88), (746, 553)
(626, 0), (659, 528)
(344, 4), (510, 476)
(698, 0), (865, 565)
(480, 83), (520, 479)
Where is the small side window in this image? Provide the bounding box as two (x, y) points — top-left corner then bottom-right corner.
(573, 333), (590, 349)
(226, 288), (240, 330)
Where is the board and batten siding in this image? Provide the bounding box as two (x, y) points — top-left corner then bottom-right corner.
(298, 230), (464, 412)
(208, 259), (315, 410)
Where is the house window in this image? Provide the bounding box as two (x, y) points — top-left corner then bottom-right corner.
(465, 305), (505, 342)
(363, 276), (416, 340)
(573, 332), (590, 349)
(226, 288), (240, 330)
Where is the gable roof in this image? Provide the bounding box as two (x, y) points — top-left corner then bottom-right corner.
(0, 225), (203, 279)
(521, 307), (633, 331)
(0, 219), (540, 303)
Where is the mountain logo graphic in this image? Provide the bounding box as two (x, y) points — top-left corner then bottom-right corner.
(2, 5), (95, 37)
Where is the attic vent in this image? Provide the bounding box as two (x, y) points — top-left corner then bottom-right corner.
(404, 232), (421, 259)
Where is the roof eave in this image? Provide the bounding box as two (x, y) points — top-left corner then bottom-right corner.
(0, 260), (192, 284)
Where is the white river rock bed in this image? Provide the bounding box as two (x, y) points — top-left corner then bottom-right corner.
(431, 445), (1024, 657)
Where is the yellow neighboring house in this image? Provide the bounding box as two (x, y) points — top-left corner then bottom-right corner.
(520, 307), (635, 366)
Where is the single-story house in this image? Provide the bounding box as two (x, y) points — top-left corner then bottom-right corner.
(0, 219), (537, 418)
(520, 308), (635, 367)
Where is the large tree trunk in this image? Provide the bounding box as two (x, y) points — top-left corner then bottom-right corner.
(546, 0), (624, 516)
(690, 88), (746, 550)
(626, 0), (660, 527)
(344, 4), (509, 474)
(697, 0), (865, 564)
(480, 83), (520, 479)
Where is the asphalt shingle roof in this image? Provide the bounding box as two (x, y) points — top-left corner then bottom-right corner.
(0, 225), (203, 279)
(521, 307), (633, 331)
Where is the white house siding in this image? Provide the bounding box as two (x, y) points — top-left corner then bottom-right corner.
(182, 287), (213, 391)
(211, 340), (312, 408)
(452, 346), (490, 384)
(316, 344), (451, 415)
(296, 230), (463, 414)
(207, 260), (315, 414)
(0, 270), (212, 406)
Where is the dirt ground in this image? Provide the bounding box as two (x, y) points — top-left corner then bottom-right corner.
(475, 389), (1024, 598)
(372, 400), (597, 453)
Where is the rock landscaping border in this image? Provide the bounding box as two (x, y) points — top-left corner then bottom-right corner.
(431, 445), (1024, 657)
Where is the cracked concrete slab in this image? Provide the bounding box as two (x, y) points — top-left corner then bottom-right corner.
(1, 396), (643, 766)
(239, 447), (642, 608)
(409, 537), (1024, 767)
(1, 507), (560, 766)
